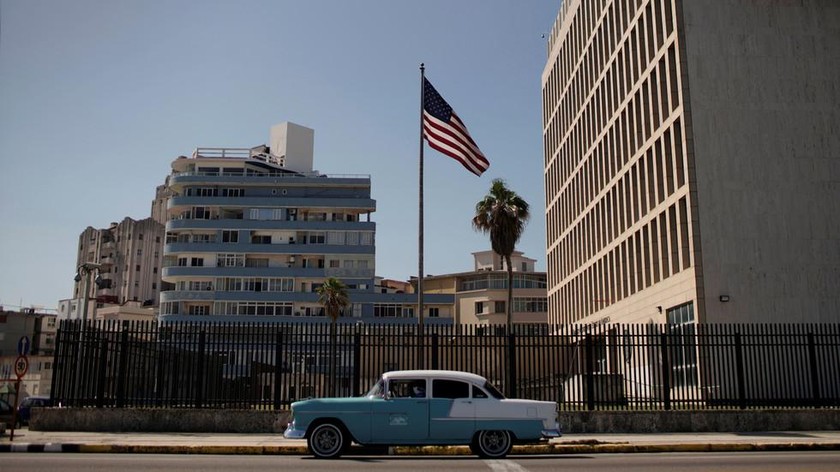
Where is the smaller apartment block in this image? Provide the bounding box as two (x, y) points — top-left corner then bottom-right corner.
(422, 251), (547, 329)
(61, 217), (165, 321)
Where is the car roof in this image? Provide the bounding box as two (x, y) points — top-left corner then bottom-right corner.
(22, 396), (49, 402)
(381, 370), (488, 384)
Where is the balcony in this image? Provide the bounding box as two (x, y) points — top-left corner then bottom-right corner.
(160, 290), (320, 304)
(161, 266), (327, 279)
(325, 268), (375, 278)
(167, 196), (376, 211)
(163, 242), (374, 256)
(166, 219), (375, 232)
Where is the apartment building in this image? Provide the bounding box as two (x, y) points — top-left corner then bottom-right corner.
(159, 122), (452, 323)
(422, 250), (547, 328)
(60, 217), (165, 320)
(542, 0), (840, 327)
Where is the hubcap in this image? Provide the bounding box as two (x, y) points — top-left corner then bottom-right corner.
(315, 427), (339, 453)
(482, 431), (508, 454)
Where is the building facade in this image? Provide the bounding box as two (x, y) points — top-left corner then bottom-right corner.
(61, 217), (165, 321)
(542, 0), (840, 327)
(422, 251), (548, 328)
(159, 122), (452, 323)
(0, 310), (57, 400)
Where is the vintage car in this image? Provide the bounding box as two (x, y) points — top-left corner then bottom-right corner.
(284, 370), (560, 458)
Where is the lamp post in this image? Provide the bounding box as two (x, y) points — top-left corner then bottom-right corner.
(72, 262), (101, 405)
(74, 262), (102, 324)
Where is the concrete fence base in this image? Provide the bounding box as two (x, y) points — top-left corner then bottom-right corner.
(560, 410), (840, 433)
(32, 408), (291, 434)
(30, 408), (840, 434)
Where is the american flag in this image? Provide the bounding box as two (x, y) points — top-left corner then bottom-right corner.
(422, 78), (489, 177)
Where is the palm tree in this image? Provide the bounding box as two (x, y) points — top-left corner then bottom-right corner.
(316, 277), (350, 397)
(472, 178), (530, 335)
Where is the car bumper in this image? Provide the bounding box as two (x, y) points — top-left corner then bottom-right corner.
(541, 423), (562, 438)
(283, 420), (306, 440)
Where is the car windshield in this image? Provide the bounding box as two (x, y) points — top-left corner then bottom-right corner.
(483, 381), (506, 399)
(365, 378), (385, 397)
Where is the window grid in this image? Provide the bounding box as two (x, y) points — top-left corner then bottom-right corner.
(542, 0), (693, 325)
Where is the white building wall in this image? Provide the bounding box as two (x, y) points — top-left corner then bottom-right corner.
(682, 0), (840, 323)
(270, 122), (314, 173)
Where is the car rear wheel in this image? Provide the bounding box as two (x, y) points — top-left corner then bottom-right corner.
(473, 430), (512, 458)
(307, 422), (345, 459)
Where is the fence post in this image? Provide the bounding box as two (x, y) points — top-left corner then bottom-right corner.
(734, 331), (746, 409)
(274, 329), (284, 410)
(659, 332), (671, 410)
(353, 332), (362, 397)
(508, 333), (517, 399)
(431, 334), (439, 370)
(585, 334), (595, 411)
(50, 322), (63, 406)
(807, 332), (821, 406)
(196, 330), (206, 408)
(115, 324), (130, 408)
(95, 339), (108, 408)
(71, 322), (82, 405)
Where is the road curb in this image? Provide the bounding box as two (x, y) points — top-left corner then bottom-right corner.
(2, 442), (839, 455)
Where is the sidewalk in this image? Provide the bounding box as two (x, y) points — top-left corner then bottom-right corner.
(3, 429), (840, 454)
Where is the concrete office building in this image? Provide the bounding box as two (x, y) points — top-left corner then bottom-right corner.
(542, 0), (840, 327)
(159, 122), (452, 323)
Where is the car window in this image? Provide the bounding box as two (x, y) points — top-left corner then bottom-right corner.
(432, 379), (470, 399)
(366, 379), (385, 397)
(472, 385), (488, 398)
(389, 379), (426, 398)
(483, 381), (506, 399)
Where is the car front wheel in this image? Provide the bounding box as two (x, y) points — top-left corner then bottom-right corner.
(474, 430), (512, 458)
(307, 422), (345, 459)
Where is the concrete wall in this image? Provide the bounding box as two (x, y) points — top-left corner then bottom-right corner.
(31, 408), (840, 434)
(682, 0), (840, 323)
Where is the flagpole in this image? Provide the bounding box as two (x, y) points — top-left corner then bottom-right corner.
(417, 62), (426, 369)
(418, 63), (426, 367)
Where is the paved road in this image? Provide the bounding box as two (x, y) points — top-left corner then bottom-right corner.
(4, 451), (840, 471)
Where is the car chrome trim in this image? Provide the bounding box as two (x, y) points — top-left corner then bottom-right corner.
(283, 421), (306, 440)
(541, 425), (562, 438)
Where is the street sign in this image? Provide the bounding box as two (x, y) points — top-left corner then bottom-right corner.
(17, 336), (31, 356)
(14, 355), (29, 379)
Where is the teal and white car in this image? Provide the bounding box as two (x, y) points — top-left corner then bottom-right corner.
(284, 369), (561, 459)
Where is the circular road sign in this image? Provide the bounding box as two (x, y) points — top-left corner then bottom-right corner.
(14, 355), (29, 379)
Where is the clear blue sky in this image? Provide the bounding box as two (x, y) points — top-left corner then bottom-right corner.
(0, 0), (560, 310)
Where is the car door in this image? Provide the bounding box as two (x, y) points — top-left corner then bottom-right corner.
(428, 379), (474, 440)
(470, 383), (501, 431)
(369, 378), (429, 444)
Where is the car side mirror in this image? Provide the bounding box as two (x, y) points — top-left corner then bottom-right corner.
(384, 391), (393, 400)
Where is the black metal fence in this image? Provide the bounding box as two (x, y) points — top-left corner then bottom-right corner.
(50, 320), (840, 410)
